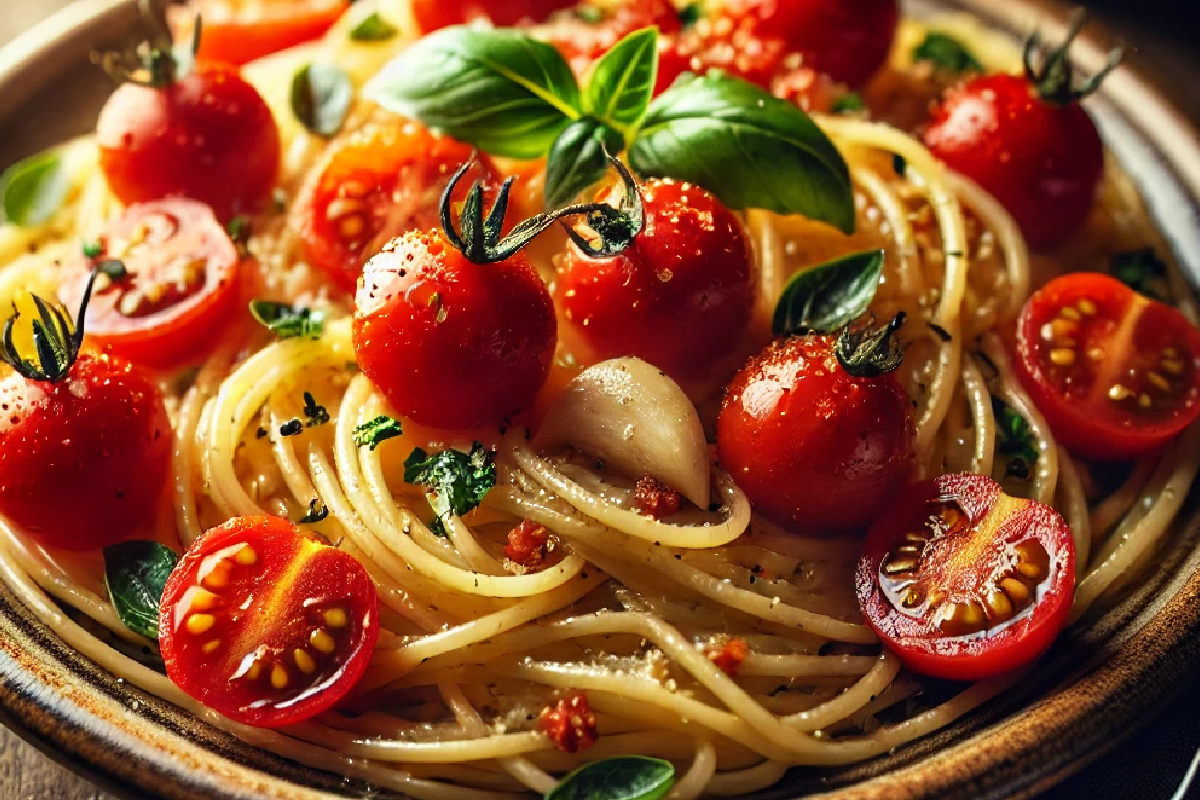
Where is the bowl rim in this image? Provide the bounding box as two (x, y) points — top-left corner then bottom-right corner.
(2, 2), (1200, 799)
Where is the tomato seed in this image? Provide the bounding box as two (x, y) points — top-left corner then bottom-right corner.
(186, 614), (215, 635)
(1000, 577), (1031, 605)
(310, 629), (336, 654)
(324, 608), (348, 628)
(270, 664), (289, 690)
(234, 545), (258, 566)
(202, 639), (221, 654)
(294, 649), (317, 674)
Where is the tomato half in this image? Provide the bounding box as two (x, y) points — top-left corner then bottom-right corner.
(174, 0), (350, 67)
(58, 200), (241, 369)
(294, 119), (484, 293)
(857, 474), (1075, 681)
(1014, 273), (1200, 460)
(159, 516), (379, 728)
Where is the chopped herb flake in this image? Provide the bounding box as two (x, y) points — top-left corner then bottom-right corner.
(403, 443), (496, 536)
(353, 415), (403, 450)
(912, 31), (984, 74)
(303, 391), (330, 427)
(350, 12), (399, 42)
(1111, 248), (1168, 300)
(249, 300), (326, 339)
(832, 92), (865, 114)
(992, 396), (1038, 480)
(298, 499), (329, 524)
(280, 418), (303, 437)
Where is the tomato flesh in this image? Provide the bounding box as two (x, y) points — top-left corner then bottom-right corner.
(177, 0), (350, 66)
(413, 0), (575, 33)
(857, 474), (1075, 681)
(159, 516), (379, 728)
(1014, 273), (1200, 460)
(58, 199), (241, 369)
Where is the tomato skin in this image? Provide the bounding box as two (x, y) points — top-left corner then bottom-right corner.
(57, 200), (241, 369)
(184, 0), (350, 66)
(1014, 273), (1200, 460)
(857, 474), (1075, 681)
(716, 335), (916, 532)
(295, 120), (482, 294)
(413, 0), (575, 33)
(159, 515), (379, 728)
(537, 0), (682, 77)
(353, 230), (557, 430)
(557, 178), (756, 382)
(0, 355), (172, 552)
(924, 73), (1104, 250)
(97, 61), (280, 222)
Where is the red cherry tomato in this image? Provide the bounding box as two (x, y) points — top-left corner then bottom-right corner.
(717, 335), (916, 532)
(1014, 273), (1200, 460)
(0, 354), (172, 551)
(857, 473), (1075, 681)
(924, 73), (1104, 250)
(557, 178), (756, 381)
(97, 61), (280, 222)
(413, 0), (575, 33)
(294, 119), (484, 293)
(175, 0), (350, 66)
(536, 0), (682, 77)
(353, 229), (557, 430)
(57, 200), (241, 369)
(159, 515), (379, 728)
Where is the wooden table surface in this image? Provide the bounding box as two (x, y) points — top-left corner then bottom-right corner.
(1, 2), (1198, 800)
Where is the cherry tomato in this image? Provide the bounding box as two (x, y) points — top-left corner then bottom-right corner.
(57, 200), (241, 369)
(353, 229), (557, 430)
(536, 0), (682, 77)
(294, 120), (484, 293)
(97, 61), (280, 222)
(708, 0), (899, 88)
(1014, 273), (1200, 460)
(924, 73), (1103, 250)
(557, 178), (756, 381)
(413, 0), (575, 33)
(159, 515), (379, 728)
(717, 335), (916, 532)
(174, 0), (350, 67)
(0, 354), (172, 551)
(856, 473), (1075, 681)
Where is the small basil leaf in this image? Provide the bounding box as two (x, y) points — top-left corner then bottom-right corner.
(365, 27), (581, 159)
(546, 756), (675, 800)
(992, 396), (1038, 480)
(403, 443), (497, 532)
(773, 249), (885, 336)
(291, 63), (353, 137)
(584, 27), (658, 133)
(1111, 248), (1168, 300)
(0, 149), (70, 227)
(103, 541), (179, 640)
(832, 92), (865, 114)
(249, 300), (326, 339)
(350, 12), (399, 42)
(353, 415), (403, 450)
(544, 117), (626, 209)
(629, 72), (855, 232)
(912, 32), (984, 74)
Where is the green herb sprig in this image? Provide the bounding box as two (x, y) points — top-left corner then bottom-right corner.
(403, 443), (497, 536)
(103, 541), (179, 640)
(353, 415), (404, 450)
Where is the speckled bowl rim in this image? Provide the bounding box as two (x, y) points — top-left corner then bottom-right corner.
(2, 2), (1200, 799)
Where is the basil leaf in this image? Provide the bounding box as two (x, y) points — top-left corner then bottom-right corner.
(350, 12), (399, 42)
(103, 541), (179, 640)
(249, 300), (326, 339)
(544, 117), (625, 209)
(992, 397), (1038, 480)
(353, 415), (403, 450)
(629, 72), (855, 232)
(832, 92), (865, 114)
(773, 249), (885, 336)
(912, 32), (984, 74)
(1111, 248), (1168, 300)
(365, 27), (580, 159)
(403, 443), (497, 534)
(291, 63), (353, 137)
(584, 27), (658, 133)
(0, 149), (70, 227)
(547, 756), (675, 800)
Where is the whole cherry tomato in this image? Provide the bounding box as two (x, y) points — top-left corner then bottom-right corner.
(58, 199), (241, 369)
(172, 0), (349, 67)
(557, 178), (756, 382)
(1014, 273), (1200, 460)
(857, 473), (1075, 681)
(97, 61), (280, 222)
(159, 515), (379, 727)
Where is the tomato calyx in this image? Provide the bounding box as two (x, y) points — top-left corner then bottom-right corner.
(835, 312), (908, 378)
(94, 0), (201, 88)
(439, 153), (644, 264)
(1023, 9), (1124, 106)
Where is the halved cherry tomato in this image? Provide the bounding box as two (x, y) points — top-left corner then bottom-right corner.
(857, 473), (1075, 681)
(1014, 273), (1200, 460)
(159, 516), (379, 728)
(535, 0), (682, 77)
(413, 0), (575, 33)
(97, 61), (280, 222)
(294, 119), (485, 293)
(173, 0), (350, 67)
(58, 200), (241, 369)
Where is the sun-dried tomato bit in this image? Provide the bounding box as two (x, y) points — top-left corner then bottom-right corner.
(704, 637), (748, 677)
(505, 519), (551, 571)
(538, 692), (598, 753)
(632, 476), (683, 520)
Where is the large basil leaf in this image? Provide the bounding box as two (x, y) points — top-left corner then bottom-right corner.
(546, 756), (675, 800)
(365, 27), (581, 159)
(0, 149), (69, 227)
(583, 26), (658, 133)
(292, 63), (354, 137)
(103, 541), (179, 640)
(773, 249), (885, 336)
(544, 117), (626, 209)
(629, 72), (855, 232)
